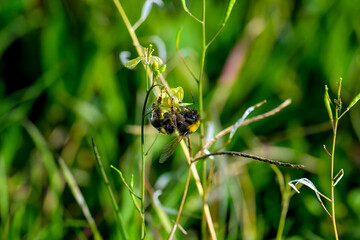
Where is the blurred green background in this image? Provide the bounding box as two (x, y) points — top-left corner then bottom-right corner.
(1, 0), (360, 239)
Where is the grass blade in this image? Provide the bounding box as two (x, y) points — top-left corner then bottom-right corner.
(58, 157), (103, 240)
(22, 119), (62, 195)
(91, 137), (128, 240)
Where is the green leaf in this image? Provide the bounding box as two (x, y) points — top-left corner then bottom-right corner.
(125, 56), (144, 69)
(324, 85), (333, 122)
(59, 157), (103, 240)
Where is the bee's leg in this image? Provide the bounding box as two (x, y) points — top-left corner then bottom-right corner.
(170, 98), (177, 129)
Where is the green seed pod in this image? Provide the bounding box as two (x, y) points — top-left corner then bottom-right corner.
(152, 61), (159, 72)
(159, 64), (166, 73)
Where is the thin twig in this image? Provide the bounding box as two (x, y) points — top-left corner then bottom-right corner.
(195, 99), (292, 158)
(168, 166), (193, 239)
(192, 151), (304, 168)
(176, 27), (198, 83)
(179, 141), (217, 239)
(323, 145), (332, 157)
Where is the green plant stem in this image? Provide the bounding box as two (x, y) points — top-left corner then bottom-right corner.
(113, 0), (170, 94)
(140, 82), (157, 239)
(199, 0), (207, 238)
(113, 0), (142, 56)
(330, 110), (339, 240)
(276, 189), (290, 240)
(140, 68), (148, 239)
(274, 172), (292, 240)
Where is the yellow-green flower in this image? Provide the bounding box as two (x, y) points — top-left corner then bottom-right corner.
(125, 45), (166, 77)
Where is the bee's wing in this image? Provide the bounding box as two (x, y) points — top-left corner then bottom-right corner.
(159, 136), (183, 163)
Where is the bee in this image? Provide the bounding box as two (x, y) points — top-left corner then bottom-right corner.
(150, 103), (200, 163)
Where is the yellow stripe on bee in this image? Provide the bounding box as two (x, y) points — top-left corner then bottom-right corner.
(187, 120), (200, 133)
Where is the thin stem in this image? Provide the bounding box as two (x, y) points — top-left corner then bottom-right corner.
(192, 151), (304, 168)
(330, 110), (339, 240)
(113, 0), (170, 95)
(140, 83), (157, 239)
(176, 27), (198, 83)
(195, 99), (292, 159)
(206, 23), (225, 48)
(199, 0), (207, 238)
(275, 175), (292, 240)
(168, 165), (193, 240)
(179, 141), (217, 239)
(113, 0), (142, 56)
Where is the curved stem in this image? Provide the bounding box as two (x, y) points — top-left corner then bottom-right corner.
(140, 83), (157, 239)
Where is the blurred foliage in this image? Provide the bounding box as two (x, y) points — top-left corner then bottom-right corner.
(1, 0), (360, 239)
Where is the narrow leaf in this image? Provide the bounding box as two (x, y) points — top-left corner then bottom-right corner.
(59, 157), (103, 240)
(230, 100), (266, 139)
(324, 85), (333, 122)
